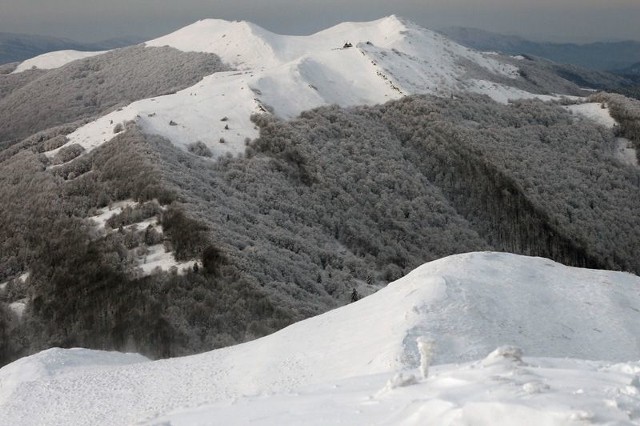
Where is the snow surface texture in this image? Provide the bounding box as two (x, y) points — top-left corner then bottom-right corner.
(153, 355), (640, 426)
(50, 16), (534, 160)
(1, 252), (639, 425)
(12, 50), (106, 74)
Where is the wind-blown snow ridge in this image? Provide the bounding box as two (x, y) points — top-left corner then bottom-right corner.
(51, 16), (531, 159)
(152, 355), (640, 426)
(1, 252), (639, 425)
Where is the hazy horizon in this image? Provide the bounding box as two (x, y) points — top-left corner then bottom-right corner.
(1, 1), (639, 44)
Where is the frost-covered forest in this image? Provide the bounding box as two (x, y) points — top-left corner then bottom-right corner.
(592, 92), (640, 160)
(0, 46), (228, 149)
(1, 91), (639, 366)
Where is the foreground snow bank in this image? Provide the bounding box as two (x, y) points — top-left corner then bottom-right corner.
(1, 252), (639, 425)
(153, 348), (640, 426)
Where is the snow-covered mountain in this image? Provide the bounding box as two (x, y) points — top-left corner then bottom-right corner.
(3, 17), (640, 425)
(30, 15), (580, 160)
(1, 252), (639, 425)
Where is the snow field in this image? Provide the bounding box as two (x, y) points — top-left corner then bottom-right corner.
(1, 252), (639, 425)
(43, 70), (262, 161)
(0, 348), (148, 408)
(149, 351), (640, 426)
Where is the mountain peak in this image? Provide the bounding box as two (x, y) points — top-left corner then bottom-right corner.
(144, 16), (417, 68)
(47, 15), (545, 160)
(145, 18), (280, 68)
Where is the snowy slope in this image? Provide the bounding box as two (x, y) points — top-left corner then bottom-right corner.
(566, 102), (618, 128)
(565, 102), (639, 166)
(48, 16), (544, 160)
(153, 355), (640, 426)
(87, 200), (198, 275)
(1, 252), (639, 425)
(145, 15), (515, 75)
(11, 49), (106, 73)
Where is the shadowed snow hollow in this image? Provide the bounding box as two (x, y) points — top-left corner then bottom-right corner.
(1, 252), (639, 425)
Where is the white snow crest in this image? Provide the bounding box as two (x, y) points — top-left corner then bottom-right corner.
(1, 252), (640, 425)
(12, 50), (106, 74)
(150, 353), (640, 426)
(0, 348), (147, 406)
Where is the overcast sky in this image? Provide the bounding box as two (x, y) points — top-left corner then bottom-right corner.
(1, 0), (639, 43)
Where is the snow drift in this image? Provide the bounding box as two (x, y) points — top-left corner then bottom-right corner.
(1, 252), (639, 425)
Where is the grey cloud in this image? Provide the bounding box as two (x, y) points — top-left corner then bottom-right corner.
(0, 0), (638, 43)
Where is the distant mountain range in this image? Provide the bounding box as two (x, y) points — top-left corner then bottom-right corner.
(439, 26), (640, 72)
(617, 61), (640, 76)
(2, 252), (639, 425)
(0, 32), (143, 65)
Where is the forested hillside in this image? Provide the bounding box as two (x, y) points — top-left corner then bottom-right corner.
(0, 46), (228, 149)
(2, 93), (638, 367)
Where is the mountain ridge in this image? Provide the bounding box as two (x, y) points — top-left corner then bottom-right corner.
(1, 252), (639, 425)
